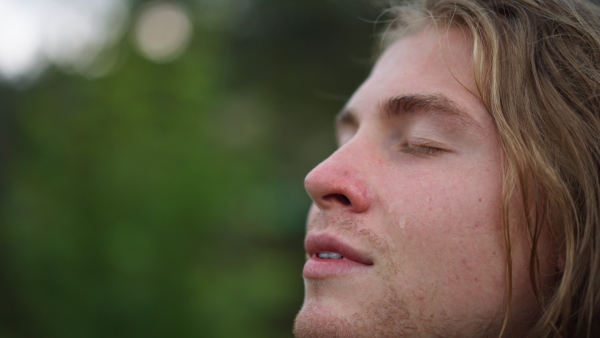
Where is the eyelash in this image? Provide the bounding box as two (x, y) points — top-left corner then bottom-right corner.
(400, 143), (445, 156)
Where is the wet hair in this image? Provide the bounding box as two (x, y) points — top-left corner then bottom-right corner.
(383, 0), (600, 336)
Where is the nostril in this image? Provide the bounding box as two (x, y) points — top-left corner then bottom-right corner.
(324, 193), (351, 206)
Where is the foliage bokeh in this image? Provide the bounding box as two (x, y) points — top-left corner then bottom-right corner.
(0, 0), (377, 337)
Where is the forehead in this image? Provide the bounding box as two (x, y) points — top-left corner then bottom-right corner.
(345, 25), (491, 130)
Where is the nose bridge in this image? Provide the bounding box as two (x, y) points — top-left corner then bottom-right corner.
(304, 140), (371, 213)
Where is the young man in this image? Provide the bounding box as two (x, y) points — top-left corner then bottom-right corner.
(294, 0), (600, 337)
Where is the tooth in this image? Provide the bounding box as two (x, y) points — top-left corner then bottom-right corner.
(318, 251), (343, 259)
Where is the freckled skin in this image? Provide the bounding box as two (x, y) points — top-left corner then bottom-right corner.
(294, 26), (557, 337)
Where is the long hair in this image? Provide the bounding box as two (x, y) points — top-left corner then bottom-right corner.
(383, 0), (600, 337)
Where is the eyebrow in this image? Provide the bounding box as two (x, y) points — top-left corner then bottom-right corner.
(335, 93), (483, 137)
(380, 94), (481, 129)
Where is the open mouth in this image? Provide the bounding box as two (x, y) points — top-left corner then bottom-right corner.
(302, 233), (373, 278)
(317, 251), (344, 259)
(305, 233), (373, 265)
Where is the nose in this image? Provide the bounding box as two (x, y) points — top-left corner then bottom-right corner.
(304, 148), (371, 213)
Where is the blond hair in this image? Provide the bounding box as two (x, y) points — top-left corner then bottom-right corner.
(383, 0), (600, 336)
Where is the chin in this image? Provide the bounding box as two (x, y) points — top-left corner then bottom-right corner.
(293, 304), (352, 338)
(293, 295), (417, 338)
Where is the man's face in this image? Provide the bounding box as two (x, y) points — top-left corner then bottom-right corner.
(294, 27), (556, 337)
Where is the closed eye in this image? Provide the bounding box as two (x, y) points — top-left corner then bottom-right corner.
(401, 144), (443, 155)
(398, 140), (446, 156)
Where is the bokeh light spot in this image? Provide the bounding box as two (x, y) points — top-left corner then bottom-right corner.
(133, 1), (193, 64)
(0, 0), (45, 81)
(0, 0), (128, 84)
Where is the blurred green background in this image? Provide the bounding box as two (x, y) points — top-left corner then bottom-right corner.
(0, 0), (377, 336)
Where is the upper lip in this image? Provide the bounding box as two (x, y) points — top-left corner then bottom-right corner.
(305, 233), (374, 266)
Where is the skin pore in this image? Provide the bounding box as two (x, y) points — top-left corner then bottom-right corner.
(293, 26), (557, 337)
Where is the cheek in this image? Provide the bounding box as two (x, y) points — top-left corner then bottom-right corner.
(382, 165), (503, 236)
(377, 165), (507, 292)
(307, 204), (319, 224)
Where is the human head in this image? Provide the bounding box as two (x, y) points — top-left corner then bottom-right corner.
(294, 0), (600, 337)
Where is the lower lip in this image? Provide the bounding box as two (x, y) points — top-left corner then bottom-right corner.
(302, 256), (372, 278)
